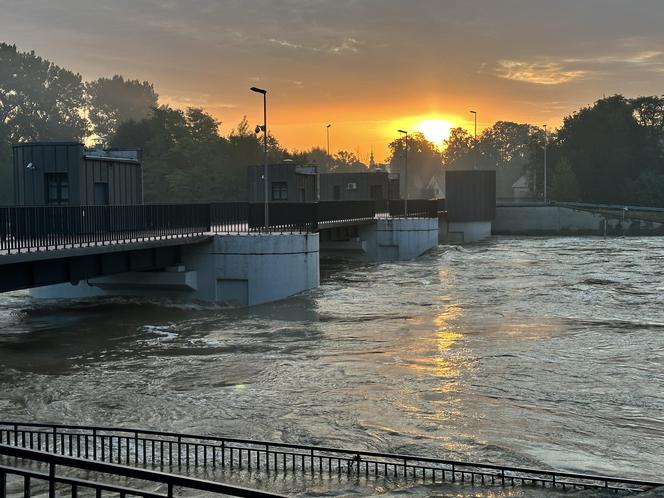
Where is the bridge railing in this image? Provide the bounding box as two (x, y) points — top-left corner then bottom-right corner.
(247, 202), (318, 232)
(382, 199), (443, 218)
(1, 200), (443, 255)
(0, 204), (212, 255)
(318, 201), (377, 225)
(0, 421), (660, 494)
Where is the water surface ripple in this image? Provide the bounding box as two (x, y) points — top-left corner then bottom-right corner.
(0, 236), (663, 493)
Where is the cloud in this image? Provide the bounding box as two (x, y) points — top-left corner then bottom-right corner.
(268, 38), (306, 50)
(329, 38), (360, 54)
(564, 50), (664, 68)
(266, 36), (361, 54)
(496, 60), (586, 85)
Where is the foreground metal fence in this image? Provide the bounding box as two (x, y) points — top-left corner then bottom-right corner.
(0, 443), (282, 498)
(0, 422), (661, 494)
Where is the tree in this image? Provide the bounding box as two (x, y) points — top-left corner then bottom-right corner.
(332, 150), (367, 172)
(549, 157), (580, 202)
(0, 43), (87, 203)
(626, 171), (664, 207)
(442, 127), (474, 169)
(553, 95), (660, 203)
(388, 132), (441, 197)
(86, 76), (158, 144)
(112, 106), (229, 202)
(286, 146), (332, 171)
(631, 95), (664, 143)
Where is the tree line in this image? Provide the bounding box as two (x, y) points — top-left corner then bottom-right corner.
(442, 96), (664, 206)
(2, 42), (664, 206)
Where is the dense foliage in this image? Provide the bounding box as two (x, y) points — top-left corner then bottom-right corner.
(2, 42), (664, 206)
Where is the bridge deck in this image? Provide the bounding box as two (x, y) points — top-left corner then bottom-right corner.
(0, 235), (212, 265)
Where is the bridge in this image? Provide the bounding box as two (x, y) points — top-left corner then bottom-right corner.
(0, 200), (443, 303)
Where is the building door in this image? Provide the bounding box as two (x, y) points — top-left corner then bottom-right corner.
(370, 185), (383, 200)
(333, 185), (341, 200)
(94, 183), (109, 205)
(298, 188), (306, 202)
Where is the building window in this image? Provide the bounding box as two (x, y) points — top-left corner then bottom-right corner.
(271, 182), (288, 201)
(45, 173), (69, 205)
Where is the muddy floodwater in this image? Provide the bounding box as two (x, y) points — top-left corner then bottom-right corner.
(1, 236), (663, 495)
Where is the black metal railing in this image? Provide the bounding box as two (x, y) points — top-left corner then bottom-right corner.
(0, 204), (212, 255)
(248, 202), (318, 232)
(383, 199), (442, 218)
(0, 422), (660, 494)
(318, 201), (377, 226)
(0, 443), (283, 498)
(1, 200), (443, 256)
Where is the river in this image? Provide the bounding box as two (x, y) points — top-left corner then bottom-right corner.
(0, 236), (663, 495)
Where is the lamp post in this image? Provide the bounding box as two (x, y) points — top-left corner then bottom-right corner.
(470, 110), (477, 169)
(250, 86), (268, 230)
(398, 129), (408, 216)
(543, 124), (548, 204)
(326, 124), (331, 169)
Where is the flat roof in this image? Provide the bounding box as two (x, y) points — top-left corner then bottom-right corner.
(13, 141), (83, 147)
(83, 155), (140, 165)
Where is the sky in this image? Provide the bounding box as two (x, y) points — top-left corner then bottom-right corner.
(1, 0), (664, 160)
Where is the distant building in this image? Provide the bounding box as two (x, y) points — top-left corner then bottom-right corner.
(247, 162), (317, 202)
(511, 174), (535, 200)
(319, 170), (400, 201)
(426, 175), (445, 199)
(13, 142), (143, 206)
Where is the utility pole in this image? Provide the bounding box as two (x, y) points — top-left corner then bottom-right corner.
(543, 124), (548, 204)
(250, 86), (269, 230)
(398, 129), (408, 216)
(326, 124), (331, 170)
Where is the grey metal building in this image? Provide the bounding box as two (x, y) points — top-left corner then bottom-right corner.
(13, 142), (142, 206)
(445, 170), (496, 221)
(247, 162), (317, 202)
(319, 171), (400, 201)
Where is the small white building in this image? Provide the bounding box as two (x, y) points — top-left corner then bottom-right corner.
(512, 174), (533, 199)
(427, 175), (445, 199)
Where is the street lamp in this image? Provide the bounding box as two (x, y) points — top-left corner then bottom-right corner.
(469, 110), (477, 169)
(398, 129), (408, 216)
(543, 124), (548, 204)
(250, 86), (268, 230)
(326, 124), (331, 169)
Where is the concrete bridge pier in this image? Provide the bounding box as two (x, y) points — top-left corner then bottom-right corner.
(31, 233), (320, 307)
(319, 218), (439, 261)
(438, 215), (493, 244)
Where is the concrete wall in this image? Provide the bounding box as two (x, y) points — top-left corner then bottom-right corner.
(493, 206), (664, 235)
(439, 217), (492, 244)
(320, 218), (438, 261)
(32, 233), (320, 307)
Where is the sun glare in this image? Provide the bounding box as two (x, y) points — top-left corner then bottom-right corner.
(417, 119), (453, 144)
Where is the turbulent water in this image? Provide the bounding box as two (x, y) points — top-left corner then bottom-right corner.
(1, 236), (663, 495)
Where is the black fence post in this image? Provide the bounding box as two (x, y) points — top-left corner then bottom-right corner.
(312, 202), (318, 232)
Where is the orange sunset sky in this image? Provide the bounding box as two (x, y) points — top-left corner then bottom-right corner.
(2, 0), (664, 160)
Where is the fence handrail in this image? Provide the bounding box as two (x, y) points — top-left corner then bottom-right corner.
(0, 443), (284, 498)
(1, 420), (661, 490)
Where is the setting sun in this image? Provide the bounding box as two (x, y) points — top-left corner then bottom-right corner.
(417, 119), (454, 144)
